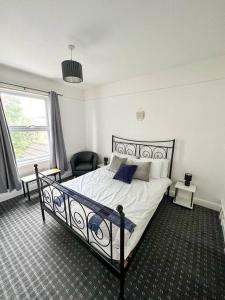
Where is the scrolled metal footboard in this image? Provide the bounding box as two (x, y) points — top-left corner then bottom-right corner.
(34, 164), (126, 299)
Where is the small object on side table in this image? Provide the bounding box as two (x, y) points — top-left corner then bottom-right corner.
(173, 181), (196, 209)
(104, 157), (109, 165)
(184, 173), (192, 186)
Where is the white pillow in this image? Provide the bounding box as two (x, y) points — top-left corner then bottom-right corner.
(160, 159), (170, 178)
(110, 152), (135, 163)
(139, 158), (162, 179)
(110, 153), (169, 178)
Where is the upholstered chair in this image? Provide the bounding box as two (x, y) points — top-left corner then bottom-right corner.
(70, 151), (98, 177)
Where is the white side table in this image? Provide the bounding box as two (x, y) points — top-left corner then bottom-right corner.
(21, 168), (61, 201)
(173, 181), (196, 209)
(220, 199), (225, 249)
(97, 163), (107, 168)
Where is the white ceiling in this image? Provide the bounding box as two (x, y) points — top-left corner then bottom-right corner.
(1, 0), (225, 87)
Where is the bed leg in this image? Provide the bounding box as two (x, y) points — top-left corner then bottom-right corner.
(34, 164), (45, 223)
(117, 205), (125, 299)
(41, 208), (45, 222)
(119, 276), (125, 299)
(167, 186), (170, 197)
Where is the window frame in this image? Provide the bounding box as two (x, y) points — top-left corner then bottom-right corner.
(1, 89), (50, 167)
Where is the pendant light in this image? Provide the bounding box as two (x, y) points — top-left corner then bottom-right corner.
(62, 45), (83, 83)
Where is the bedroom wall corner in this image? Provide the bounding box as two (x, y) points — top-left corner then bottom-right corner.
(84, 55), (225, 209)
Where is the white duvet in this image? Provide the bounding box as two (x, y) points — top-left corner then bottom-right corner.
(42, 166), (171, 260)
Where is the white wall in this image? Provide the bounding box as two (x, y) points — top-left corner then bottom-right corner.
(0, 64), (86, 202)
(85, 56), (225, 210)
(1, 56), (225, 209)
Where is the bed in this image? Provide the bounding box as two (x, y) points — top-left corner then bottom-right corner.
(35, 135), (175, 299)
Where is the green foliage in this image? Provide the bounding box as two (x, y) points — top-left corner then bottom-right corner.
(3, 97), (31, 126)
(10, 132), (34, 159)
(3, 97), (48, 159)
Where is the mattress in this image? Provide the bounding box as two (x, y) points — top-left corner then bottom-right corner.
(42, 166), (172, 260)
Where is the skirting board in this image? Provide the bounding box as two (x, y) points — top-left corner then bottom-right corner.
(0, 170), (72, 203)
(170, 189), (221, 212)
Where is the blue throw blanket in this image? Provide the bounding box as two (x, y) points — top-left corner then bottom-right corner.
(45, 175), (136, 234)
(53, 195), (64, 207)
(88, 206), (135, 234)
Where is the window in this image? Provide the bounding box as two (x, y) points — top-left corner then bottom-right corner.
(1, 91), (50, 166)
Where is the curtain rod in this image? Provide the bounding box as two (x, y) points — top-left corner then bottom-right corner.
(0, 81), (63, 96)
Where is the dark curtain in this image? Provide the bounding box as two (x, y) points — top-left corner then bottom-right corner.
(49, 91), (68, 173)
(0, 98), (21, 193)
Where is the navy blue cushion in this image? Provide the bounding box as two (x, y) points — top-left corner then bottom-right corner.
(113, 164), (137, 184)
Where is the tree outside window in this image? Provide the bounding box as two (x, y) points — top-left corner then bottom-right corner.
(1, 91), (50, 165)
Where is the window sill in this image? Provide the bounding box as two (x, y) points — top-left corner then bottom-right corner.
(18, 158), (50, 177)
(17, 156), (50, 167)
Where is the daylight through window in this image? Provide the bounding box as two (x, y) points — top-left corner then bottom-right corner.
(1, 91), (50, 165)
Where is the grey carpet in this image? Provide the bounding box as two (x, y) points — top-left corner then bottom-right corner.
(0, 194), (225, 300)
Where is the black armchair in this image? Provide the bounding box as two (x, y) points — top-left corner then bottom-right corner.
(70, 151), (98, 177)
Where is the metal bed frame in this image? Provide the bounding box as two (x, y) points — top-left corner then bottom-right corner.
(35, 135), (175, 299)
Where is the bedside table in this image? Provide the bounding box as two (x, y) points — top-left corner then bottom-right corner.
(173, 181), (196, 209)
(97, 163), (107, 168)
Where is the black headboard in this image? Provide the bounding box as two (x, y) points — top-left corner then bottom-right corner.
(112, 135), (175, 179)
